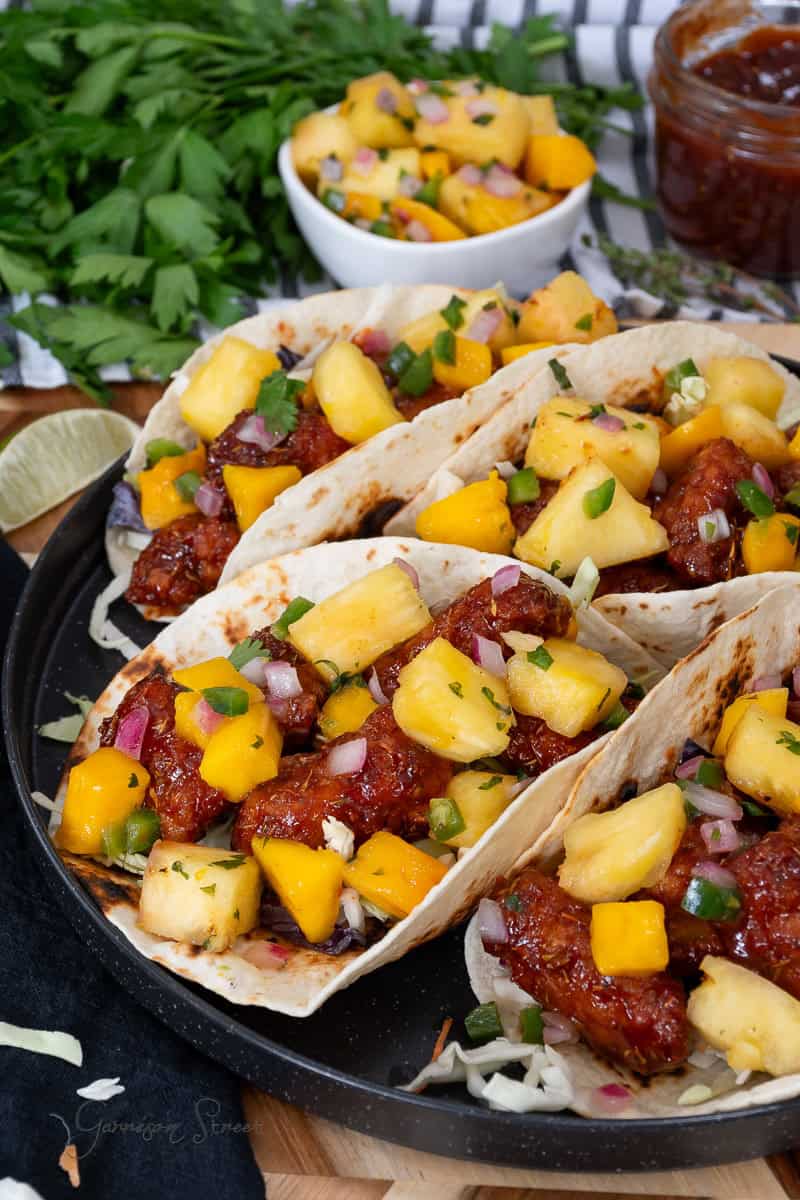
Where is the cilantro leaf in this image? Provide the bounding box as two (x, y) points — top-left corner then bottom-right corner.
(255, 371), (303, 435)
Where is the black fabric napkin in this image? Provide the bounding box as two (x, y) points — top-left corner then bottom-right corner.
(0, 540), (264, 1199)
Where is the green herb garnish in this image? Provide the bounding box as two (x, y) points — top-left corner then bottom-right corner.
(449, 681), (464, 698)
(735, 480), (775, 519)
(174, 470), (202, 501)
(574, 313), (593, 332)
(527, 645), (553, 671)
(481, 686), (511, 714)
(548, 358), (572, 390)
(255, 371), (303, 435)
(583, 477), (615, 519)
(432, 329), (456, 365)
(210, 855), (247, 870)
(271, 596), (314, 641)
(440, 295), (467, 331)
(201, 686), (249, 717)
(428, 795), (465, 842)
(398, 348), (433, 397)
(385, 341), (416, 378)
(507, 467), (539, 506)
(478, 775), (503, 790)
(228, 637), (269, 670)
(777, 729), (800, 755)
(145, 438), (186, 468)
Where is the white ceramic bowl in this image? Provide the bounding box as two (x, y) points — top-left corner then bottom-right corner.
(277, 136), (591, 294)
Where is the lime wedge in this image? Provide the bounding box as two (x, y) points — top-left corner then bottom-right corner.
(0, 409), (140, 532)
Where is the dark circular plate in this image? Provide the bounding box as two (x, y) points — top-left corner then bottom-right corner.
(6, 358), (800, 1170)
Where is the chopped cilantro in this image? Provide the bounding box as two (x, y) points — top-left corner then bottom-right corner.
(127, 772), (139, 789)
(210, 855), (247, 870)
(478, 775), (503, 790)
(527, 646), (553, 671)
(449, 681), (464, 698)
(472, 112), (494, 125)
(201, 686), (249, 716)
(785, 522), (799, 546)
(481, 686), (511, 715)
(548, 358), (572, 390)
(172, 861), (189, 879)
(777, 729), (800, 755)
(251, 735), (264, 749)
(735, 479), (775, 519)
(440, 294), (467, 330)
(201, 883), (217, 895)
(229, 637), (270, 670)
(664, 358), (700, 395)
(255, 370), (304, 435)
(271, 596), (314, 641)
(574, 313), (593, 332)
(504, 893), (521, 912)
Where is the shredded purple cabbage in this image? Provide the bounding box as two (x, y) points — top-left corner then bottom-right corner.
(680, 738), (707, 764)
(261, 901), (366, 956)
(277, 344), (303, 371)
(107, 481), (147, 533)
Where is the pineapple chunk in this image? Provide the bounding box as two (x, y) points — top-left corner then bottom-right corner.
(704, 356), (785, 421)
(712, 688), (788, 755)
(398, 288), (516, 355)
(313, 340), (403, 444)
(343, 831), (448, 919)
(688, 956), (800, 1076)
(392, 636), (513, 762)
(341, 71), (416, 149)
(412, 84), (529, 170)
(442, 771), (518, 849)
(590, 900), (669, 977)
(514, 458), (669, 579)
(199, 703), (283, 802)
(415, 470), (514, 555)
(720, 402), (790, 470)
(522, 95), (559, 136)
(724, 707), (800, 816)
(179, 338), (282, 443)
(318, 680), (378, 740)
(222, 464), (301, 532)
(57, 748), (150, 857)
(288, 562), (431, 680)
(559, 784), (687, 904)
(507, 637), (626, 737)
(525, 396), (661, 499)
(252, 837), (344, 944)
(338, 147), (421, 200)
(517, 271), (618, 346)
(291, 111), (358, 181)
(138, 841), (261, 952)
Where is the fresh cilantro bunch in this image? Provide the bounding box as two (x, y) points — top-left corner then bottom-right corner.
(0, 0), (642, 400)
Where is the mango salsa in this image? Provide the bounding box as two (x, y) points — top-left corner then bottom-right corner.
(179, 337), (281, 442)
(343, 831), (447, 920)
(590, 900), (669, 977)
(199, 703), (283, 802)
(222, 464), (302, 533)
(137, 443), (206, 530)
(58, 747), (150, 856)
(415, 470), (514, 555)
(252, 837), (344, 944)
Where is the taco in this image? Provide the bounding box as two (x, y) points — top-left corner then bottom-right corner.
(51, 537), (660, 1018)
(386, 321), (800, 665)
(406, 583), (800, 1117)
(105, 273), (616, 625)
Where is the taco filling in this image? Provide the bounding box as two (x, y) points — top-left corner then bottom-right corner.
(56, 560), (642, 961)
(409, 671), (800, 1111)
(412, 353), (800, 595)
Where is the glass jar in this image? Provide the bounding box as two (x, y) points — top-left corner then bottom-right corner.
(648, 0), (800, 279)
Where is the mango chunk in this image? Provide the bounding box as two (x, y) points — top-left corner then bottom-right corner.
(343, 831), (447, 920)
(172, 657), (264, 707)
(525, 133), (596, 191)
(179, 337), (282, 443)
(199, 703), (283, 802)
(319, 681), (378, 741)
(659, 405), (723, 477)
(724, 706), (800, 816)
(559, 783), (686, 904)
(415, 470), (514, 555)
(392, 636), (513, 763)
(442, 771), (518, 849)
(432, 335), (492, 392)
(517, 271), (617, 345)
(139, 841), (261, 952)
(514, 458), (669, 579)
(420, 149), (450, 179)
(137, 443), (206, 530)
(313, 340), (403, 444)
(222, 464), (302, 533)
(391, 196), (466, 242)
(252, 837), (344, 944)
(688, 956), (800, 1076)
(712, 687), (788, 756)
(742, 513), (800, 575)
(288, 562), (431, 680)
(590, 900), (669, 977)
(174, 691), (218, 751)
(526, 396), (661, 499)
(720, 402), (790, 470)
(501, 341), (554, 365)
(438, 172), (555, 237)
(58, 747), (150, 856)
(507, 636), (626, 737)
(704, 356), (785, 421)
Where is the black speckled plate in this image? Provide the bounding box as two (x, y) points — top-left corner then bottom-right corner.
(6, 359), (800, 1170)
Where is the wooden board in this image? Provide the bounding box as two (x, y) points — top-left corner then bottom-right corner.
(6, 322), (800, 1199)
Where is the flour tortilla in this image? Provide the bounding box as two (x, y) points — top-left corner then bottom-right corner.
(464, 583), (800, 1118)
(107, 285), (562, 587)
(55, 537), (663, 1018)
(386, 321), (800, 666)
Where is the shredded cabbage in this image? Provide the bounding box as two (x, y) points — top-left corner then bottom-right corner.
(322, 816), (355, 861)
(37, 692), (93, 743)
(89, 573), (141, 660)
(0, 1021), (82, 1067)
(403, 1037), (573, 1113)
(567, 556), (599, 609)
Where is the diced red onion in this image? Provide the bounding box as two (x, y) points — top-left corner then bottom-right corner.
(194, 697), (224, 737)
(752, 674), (781, 692)
(266, 695), (290, 723)
(542, 1011), (580, 1045)
(472, 634), (507, 678)
(358, 329), (391, 359)
(455, 79), (480, 96)
(752, 462), (775, 500)
(592, 412), (625, 433)
(320, 154), (343, 182)
(794, 666), (800, 697)
(398, 173), (423, 198)
(352, 147), (378, 175)
(675, 754), (705, 780)
(682, 781), (742, 820)
(594, 1083), (631, 1113)
(465, 306), (504, 344)
(415, 93), (449, 124)
(482, 164), (522, 198)
(466, 98), (498, 120)
(240, 940), (290, 969)
(239, 657), (268, 686)
(701, 819), (740, 855)
(367, 668), (389, 706)
(194, 481), (224, 518)
(457, 164), (482, 186)
(263, 661), (302, 700)
(237, 413), (283, 453)
(393, 557), (420, 589)
(697, 508), (730, 545)
(477, 897), (508, 945)
(354, 217), (372, 231)
(113, 706), (149, 760)
(693, 861), (738, 889)
(651, 467), (668, 495)
(376, 87), (397, 114)
(404, 219), (432, 243)
(408, 78), (428, 95)
(327, 737), (367, 777)
(491, 563), (521, 597)
(494, 460), (516, 480)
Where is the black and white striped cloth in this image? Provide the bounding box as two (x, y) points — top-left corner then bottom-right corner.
(3, 0), (797, 388)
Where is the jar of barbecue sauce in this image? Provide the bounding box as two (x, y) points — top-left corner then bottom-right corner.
(649, 1), (800, 278)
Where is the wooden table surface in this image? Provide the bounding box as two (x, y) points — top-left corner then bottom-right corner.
(6, 320), (800, 1200)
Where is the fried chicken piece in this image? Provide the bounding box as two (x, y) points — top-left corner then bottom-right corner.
(125, 515), (239, 614)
